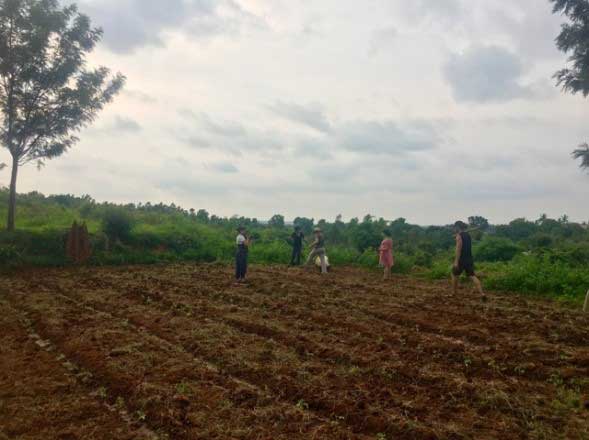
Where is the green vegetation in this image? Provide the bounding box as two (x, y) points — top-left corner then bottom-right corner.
(0, 189), (588, 302)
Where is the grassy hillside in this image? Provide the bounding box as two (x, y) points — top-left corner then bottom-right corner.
(1, 188), (588, 302)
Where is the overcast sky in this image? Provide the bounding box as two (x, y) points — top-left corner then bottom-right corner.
(2, 0), (588, 224)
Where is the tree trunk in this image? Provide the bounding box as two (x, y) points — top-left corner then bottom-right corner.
(6, 156), (18, 231)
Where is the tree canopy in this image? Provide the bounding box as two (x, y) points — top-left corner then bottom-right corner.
(551, 0), (589, 96)
(0, 0), (124, 230)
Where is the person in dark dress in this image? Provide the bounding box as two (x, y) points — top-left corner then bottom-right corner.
(452, 221), (486, 300)
(289, 226), (305, 266)
(235, 226), (250, 283)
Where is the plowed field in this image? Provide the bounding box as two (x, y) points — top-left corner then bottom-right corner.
(1, 264), (588, 440)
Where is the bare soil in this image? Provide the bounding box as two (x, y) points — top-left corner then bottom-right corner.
(1, 264), (588, 440)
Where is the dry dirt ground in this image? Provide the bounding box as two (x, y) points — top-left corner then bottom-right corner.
(0, 264), (588, 440)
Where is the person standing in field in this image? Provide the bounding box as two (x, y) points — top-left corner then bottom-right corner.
(306, 227), (328, 274)
(379, 229), (394, 280)
(452, 221), (486, 300)
(235, 226), (250, 283)
(289, 225), (305, 266)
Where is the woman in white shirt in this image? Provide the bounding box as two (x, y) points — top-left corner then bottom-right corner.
(235, 226), (250, 282)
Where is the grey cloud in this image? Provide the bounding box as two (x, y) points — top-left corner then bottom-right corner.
(294, 137), (332, 160)
(338, 120), (440, 155)
(179, 112), (283, 156)
(86, 116), (142, 136)
(368, 26), (398, 56)
(269, 100), (332, 133)
(79, 0), (264, 54)
(479, 1), (561, 61)
(185, 135), (211, 149)
(112, 116), (142, 133)
(452, 182), (558, 201)
(124, 89), (157, 104)
(443, 46), (535, 103)
(198, 113), (248, 137)
(307, 164), (357, 182)
(397, 0), (463, 24)
(207, 161), (239, 174)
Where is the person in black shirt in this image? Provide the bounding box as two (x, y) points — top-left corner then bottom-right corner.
(452, 221), (486, 300)
(289, 226), (305, 266)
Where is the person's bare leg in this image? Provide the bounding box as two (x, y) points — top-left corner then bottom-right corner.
(452, 274), (459, 295)
(471, 276), (486, 299)
(305, 249), (316, 267)
(319, 254), (327, 274)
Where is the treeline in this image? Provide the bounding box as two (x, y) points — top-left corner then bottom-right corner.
(1, 189), (588, 301)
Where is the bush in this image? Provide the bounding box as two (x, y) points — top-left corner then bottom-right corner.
(475, 236), (521, 262)
(250, 241), (291, 264)
(102, 209), (133, 243)
(392, 253), (415, 274)
(328, 246), (360, 265)
(483, 255), (589, 299)
(425, 260), (452, 280)
(0, 244), (21, 267)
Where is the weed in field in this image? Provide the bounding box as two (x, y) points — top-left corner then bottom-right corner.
(135, 410), (147, 422)
(97, 386), (108, 399)
(548, 372), (565, 387)
(115, 396), (126, 411)
(348, 366), (361, 375)
(376, 433), (387, 440)
(487, 359), (505, 374)
(175, 381), (190, 395)
(296, 399), (309, 411)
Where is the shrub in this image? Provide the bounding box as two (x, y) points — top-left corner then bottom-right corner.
(475, 236), (521, 262)
(0, 244), (21, 267)
(391, 253), (415, 274)
(425, 260), (452, 280)
(483, 255), (589, 299)
(102, 209), (133, 243)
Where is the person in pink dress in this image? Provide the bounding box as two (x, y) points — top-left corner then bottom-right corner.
(379, 229), (394, 280)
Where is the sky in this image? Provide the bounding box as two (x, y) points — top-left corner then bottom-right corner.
(1, 0), (588, 225)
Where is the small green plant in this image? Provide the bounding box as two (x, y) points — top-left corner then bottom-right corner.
(136, 410), (147, 422)
(97, 386), (108, 399)
(296, 399), (309, 411)
(175, 381), (190, 395)
(376, 433), (387, 440)
(348, 366), (361, 375)
(115, 396), (126, 410)
(463, 357), (473, 369)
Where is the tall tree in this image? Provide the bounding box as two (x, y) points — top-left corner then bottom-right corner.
(551, 0), (589, 170)
(0, 0), (124, 230)
(268, 214), (285, 228)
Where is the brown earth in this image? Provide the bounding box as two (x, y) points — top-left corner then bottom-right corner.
(0, 264), (588, 440)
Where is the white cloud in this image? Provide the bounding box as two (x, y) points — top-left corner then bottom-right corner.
(4, 0), (589, 224)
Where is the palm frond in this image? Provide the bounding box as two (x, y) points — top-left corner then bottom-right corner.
(572, 143), (589, 169)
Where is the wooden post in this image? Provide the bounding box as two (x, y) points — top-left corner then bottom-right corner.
(584, 290), (589, 313)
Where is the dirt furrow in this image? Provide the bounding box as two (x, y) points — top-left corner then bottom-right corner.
(4, 289), (356, 440)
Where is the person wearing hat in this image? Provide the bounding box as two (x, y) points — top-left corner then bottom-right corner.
(305, 227), (328, 274)
(289, 225), (305, 266)
(235, 226), (251, 283)
(452, 221), (486, 300)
